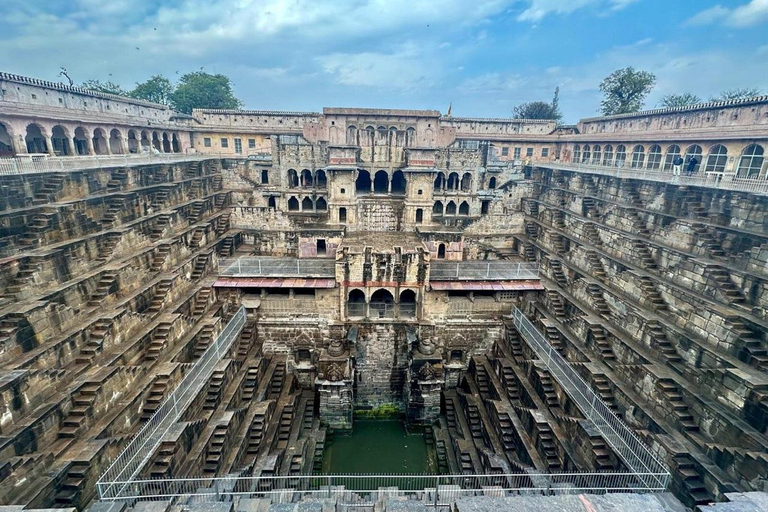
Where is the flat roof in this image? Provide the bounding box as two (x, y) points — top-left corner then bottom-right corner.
(340, 232), (425, 252)
(324, 107), (441, 117)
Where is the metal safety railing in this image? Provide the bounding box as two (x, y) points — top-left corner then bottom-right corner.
(96, 471), (669, 503)
(219, 257), (336, 278)
(510, 307), (670, 489)
(534, 159), (768, 196)
(0, 153), (218, 175)
(97, 306), (247, 500)
(430, 261), (539, 281)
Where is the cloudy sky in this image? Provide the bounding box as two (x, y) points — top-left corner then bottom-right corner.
(1, 0), (767, 122)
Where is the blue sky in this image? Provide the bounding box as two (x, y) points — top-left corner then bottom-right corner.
(1, 0), (767, 122)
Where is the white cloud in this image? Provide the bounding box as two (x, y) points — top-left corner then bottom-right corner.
(686, 0), (768, 28)
(517, 0), (639, 22)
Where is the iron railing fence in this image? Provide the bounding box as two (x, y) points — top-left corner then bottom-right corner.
(510, 307), (670, 489)
(347, 302), (366, 317)
(369, 303), (395, 318)
(430, 261), (539, 281)
(97, 306), (247, 500)
(96, 471), (669, 503)
(534, 159), (768, 196)
(219, 257), (336, 278)
(0, 153), (222, 175)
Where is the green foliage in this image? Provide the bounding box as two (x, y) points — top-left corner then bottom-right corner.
(354, 404), (403, 419)
(170, 71), (243, 114)
(709, 88), (763, 102)
(129, 75), (174, 105)
(598, 67), (656, 115)
(512, 87), (562, 121)
(659, 93), (701, 108)
(80, 79), (128, 96)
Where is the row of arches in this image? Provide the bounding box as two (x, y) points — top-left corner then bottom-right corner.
(433, 200), (470, 216)
(0, 122), (183, 157)
(287, 196), (327, 212)
(434, 172), (473, 192)
(355, 170), (407, 194)
(346, 125), (417, 147)
(287, 169), (327, 188)
(572, 143), (765, 177)
(347, 288), (417, 319)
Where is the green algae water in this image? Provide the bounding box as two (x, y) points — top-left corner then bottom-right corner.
(322, 420), (436, 475)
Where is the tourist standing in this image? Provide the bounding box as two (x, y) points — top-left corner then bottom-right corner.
(672, 155), (683, 176)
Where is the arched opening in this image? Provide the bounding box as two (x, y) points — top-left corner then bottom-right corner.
(172, 133), (180, 153)
(415, 208), (423, 224)
(738, 144), (765, 178)
(370, 289), (395, 318)
(630, 145), (645, 168)
(315, 170), (327, 188)
(447, 172), (459, 190)
(51, 125), (71, 156)
(0, 123), (13, 156)
(446, 201), (457, 215)
(647, 145), (662, 170)
(25, 124), (48, 154)
(268, 196), (276, 209)
(317, 239), (327, 256)
(377, 126), (387, 144)
(301, 169), (313, 187)
(405, 127), (416, 147)
(615, 145), (627, 167)
(339, 207), (347, 223)
(434, 172), (445, 191)
(391, 170), (406, 194)
(433, 201), (443, 216)
(152, 132), (161, 151)
(365, 126), (375, 145)
(573, 145), (581, 163)
(316, 197), (327, 211)
(288, 169), (299, 188)
(582, 145), (591, 163)
(288, 197), (299, 211)
(437, 243), (446, 259)
(302, 197), (314, 211)
(162, 132), (171, 153)
(592, 145), (601, 164)
(663, 145), (681, 171)
(127, 129), (139, 153)
(602, 145), (614, 166)
(347, 289), (366, 317)
(74, 127), (89, 155)
(356, 170), (371, 193)
(261, 169), (269, 184)
(459, 201), (470, 216)
(374, 170), (389, 194)
(389, 127), (398, 146)
(489, 177), (496, 189)
(460, 172), (472, 191)
(705, 144), (728, 173)
(140, 130), (150, 153)
(109, 129), (124, 154)
(346, 125), (358, 145)
(684, 145), (703, 173)
(399, 289), (417, 317)
(92, 128), (109, 155)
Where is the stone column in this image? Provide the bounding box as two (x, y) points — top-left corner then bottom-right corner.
(104, 136), (112, 155)
(86, 136), (95, 156)
(12, 135), (26, 155)
(121, 137), (129, 155)
(64, 137), (74, 156)
(388, 176), (392, 193)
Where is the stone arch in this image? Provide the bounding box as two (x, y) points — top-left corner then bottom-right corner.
(647, 144), (662, 170)
(615, 145), (627, 166)
(370, 289), (395, 318)
(400, 289), (417, 317)
(573, 145), (581, 163)
(391, 170), (406, 194)
(301, 169), (313, 187)
(140, 130), (150, 153)
(268, 196), (277, 208)
(339, 207), (347, 223)
(74, 127), (90, 155)
(373, 170), (388, 193)
(684, 144), (703, 172)
(152, 131), (161, 151)
(434, 172), (445, 191)
(315, 169), (327, 188)
(287, 169), (299, 187)
(737, 144), (765, 178)
(92, 128), (109, 155)
(288, 196), (299, 211)
(356, 169), (371, 193)
(302, 196), (314, 211)
(51, 125), (72, 156)
(0, 122), (13, 156)
(25, 123), (48, 154)
(109, 128), (124, 154)
(437, 243), (446, 259)
(489, 177), (496, 189)
(127, 129), (140, 153)
(446, 201), (456, 215)
(162, 132), (171, 153)
(460, 172), (472, 191)
(582, 145), (591, 163)
(365, 126), (375, 145)
(346, 125), (358, 145)
(705, 144), (728, 173)
(405, 127), (416, 147)
(315, 197), (327, 211)
(630, 145), (645, 168)
(433, 201), (444, 215)
(592, 145), (601, 164)
(172, 133), (180, 153)
(663, 145), (681, 171)
(415, 208), (423, 224)
(347, 288), (366, 317)
(458, 201), (469, 216)
(447, 172), (459, 190)
(602, 145), (614, 165)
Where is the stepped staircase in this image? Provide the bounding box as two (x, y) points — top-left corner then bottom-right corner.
(524, 222), (539, 239)
(544, 324), (565, 353)
(216, 212), (231, 234)
(58, 383), (100, 438)
(546, 290), (566, 318)
(583, 222), (601, 246)
(631, 239), (657, 269)
(193, 325), (215, 360)
(528, 200), (539, 217)
(277, 404), (294, 447)
(204, 370), (225, 410)
(212, 174), (223, 190)
(549, 259), (567, 286)
(498, 363), (520, 403)
(32, 175), (65, 205)
(145, 322), (172, 361)
(728, 316), (768, 369)
(592, 374), (618, 411)
(96, 232), (122, 262)
(214, 192), (226, 208)
(553, 210), (566, 229)
(87, 272), (118, 306)
(589, 326), (615, 361)
(536, 369), (560, 408)
(707, 266), (746, 305)
(313, 437), (325, 472)
(675, 454), (715, 508)
(648, 321), (681, 363)
(151, 214), (171, 240)
(189, 201), (205, 222)
(100, 197), (125, 227)
(536, 421), (561, 470)
(269, 362), (286, 399)
(623, 183), (644, 209)
(236, 323), (255, 359)
(204, 425), (228, 474)
(147, 278), (174, 314)
(151, 189), (169, 209)
(444, 397), (458, 431)
(241, 366), (260, 402)
(190, 227), (205, 248)
(473, 360), (490, 398)
(638, 275), (668, 311)
(191, 253), (210, 280)
(586, 251), (606, 279)
(75, 319), (112, 364)
(551, 234), (565, 254)
(54, 462), (89, 506)
(150, 244), (171, 272)
(106, 169), (129, 191)
(625, 208), (651, 237)
(465, 404), (484, 439)
(684, 193), (708, 219)
(586, 283), (610, 316)
(693, 224), (726, 258)
(191, 288), (212, 319)
(658, 379), (698, 432)
(142, 375), (169, 420)
(582, 197), (598, 216)
(18, 213), (54, 246)
(590, 436), (614, 470)
(523, 242), (536, 262)
(5, 258), (42, 295)
(149, 440), (178, 478)
(496, 412), (517, 454)
(506, 328), (523, 360)
(303, 396), (315, 431)
(246, 412), (267, 461)
(219, 236), (234, 257)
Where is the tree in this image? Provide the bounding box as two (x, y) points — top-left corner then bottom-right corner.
(598, 67), (656, 115)
(659, 93), (701, 108)
(710, 88), (763, 102)
(129, 75), (174, 105)
(170, 71), (242, 114)
(80, 79), (128, 96)
(512, 87), (562, 121)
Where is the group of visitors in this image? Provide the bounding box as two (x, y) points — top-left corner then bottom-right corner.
(671, 156), (698, 177)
